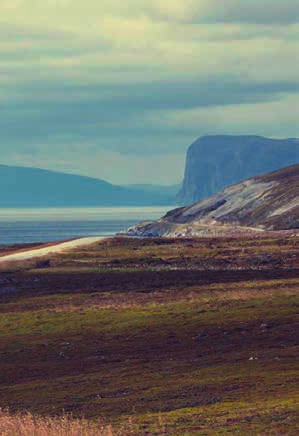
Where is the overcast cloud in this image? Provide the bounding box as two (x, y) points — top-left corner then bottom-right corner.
(0, 0), (298, 183)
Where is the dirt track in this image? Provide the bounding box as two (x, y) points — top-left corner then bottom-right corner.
(0, 237), (107, 263)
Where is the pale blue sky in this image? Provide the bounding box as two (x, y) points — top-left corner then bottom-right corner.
(1, 0), (298, 184)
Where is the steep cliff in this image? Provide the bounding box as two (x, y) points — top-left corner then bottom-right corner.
(124, 164), (299, 237)
(178, 135), (299, 205)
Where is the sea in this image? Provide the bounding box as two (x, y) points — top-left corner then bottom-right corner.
(0, 206), (171, 245)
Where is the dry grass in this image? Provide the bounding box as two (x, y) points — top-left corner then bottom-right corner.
(0, 409), (115, 436)
(0, 235), (298, 435)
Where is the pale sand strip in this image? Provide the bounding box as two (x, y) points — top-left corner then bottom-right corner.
(0, 237), (107, 262)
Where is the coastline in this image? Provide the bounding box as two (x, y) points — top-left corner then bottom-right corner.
(0, 236), (109, 263)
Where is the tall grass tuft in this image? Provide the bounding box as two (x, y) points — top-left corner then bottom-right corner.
(0, 409), (115, 436)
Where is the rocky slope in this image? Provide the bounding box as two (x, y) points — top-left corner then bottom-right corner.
(178, 135), (299, 205)
(124, 164), (299, 237)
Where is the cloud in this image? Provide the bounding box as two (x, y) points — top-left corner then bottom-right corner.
(0, 76), (297, 151)
(2, 1), (298, 34)
(147, 0), (299, 24)
(4, 147), (185, 185)
(151, 94), (299, 138)
(0, 1), (298, 183)
(207, 1), (299, 25)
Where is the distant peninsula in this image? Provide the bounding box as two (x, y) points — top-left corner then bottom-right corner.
(0, 164), (176, 207)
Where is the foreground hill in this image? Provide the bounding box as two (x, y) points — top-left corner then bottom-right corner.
(125, 164), (299, 237)
(178, 135), (299, 204)
(0, 235), (298, 434)
(0, 164), (175, 207)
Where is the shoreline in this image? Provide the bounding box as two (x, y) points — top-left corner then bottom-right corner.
(0, 229), (297, 264)
(0, 236), (109, 263)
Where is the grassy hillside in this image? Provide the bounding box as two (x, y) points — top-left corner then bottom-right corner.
(0, 234), (298, 434)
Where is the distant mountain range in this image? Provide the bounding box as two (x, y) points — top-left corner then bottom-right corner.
(124, 164), (299, 237)
(0, 165), (176, 207)
(178, 135), (299, 205)
(1, 135), (298, 209)
(126, 184), (180, 196)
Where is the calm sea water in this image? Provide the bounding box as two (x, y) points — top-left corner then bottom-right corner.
(0, 207), (170, 245)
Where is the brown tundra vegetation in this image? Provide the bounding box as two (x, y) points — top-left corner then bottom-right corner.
(0, 233), (298, 435)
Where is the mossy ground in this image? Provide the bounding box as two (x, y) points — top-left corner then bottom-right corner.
(0, 235), (298, 434)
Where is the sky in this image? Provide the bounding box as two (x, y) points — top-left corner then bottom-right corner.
(1, 0), (298, 184)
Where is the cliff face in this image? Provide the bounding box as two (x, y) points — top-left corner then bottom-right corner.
(178, 135), (299, 205)
(123, 164), (299, 237)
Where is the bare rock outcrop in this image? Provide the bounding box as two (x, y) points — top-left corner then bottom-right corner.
(123, 164), (299, 237)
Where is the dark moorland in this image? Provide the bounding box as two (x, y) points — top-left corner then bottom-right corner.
(0, 234), (298, 434)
